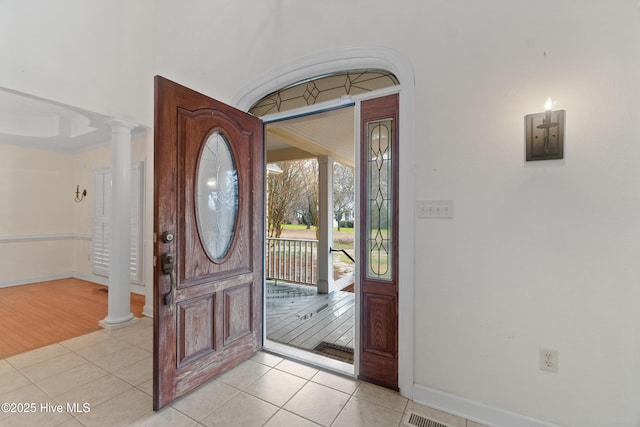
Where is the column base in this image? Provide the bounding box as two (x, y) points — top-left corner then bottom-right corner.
(99, 316), (139, 331)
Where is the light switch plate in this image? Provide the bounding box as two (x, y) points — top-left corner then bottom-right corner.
(417, 200), (453, 218)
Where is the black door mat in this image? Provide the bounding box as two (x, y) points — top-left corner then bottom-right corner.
(312, 342), (354, 364)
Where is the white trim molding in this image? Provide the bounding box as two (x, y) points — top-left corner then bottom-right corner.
(413, 384), (565, 427)
(0, 273), (74, 289)
(0, 233), (91, 243)
(233, 45), (416, 398)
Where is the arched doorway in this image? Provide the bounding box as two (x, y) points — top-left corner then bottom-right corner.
(233, 46), (415, 397)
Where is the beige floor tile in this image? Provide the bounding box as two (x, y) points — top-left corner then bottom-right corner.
(75, 387), (152, 427)
(0, 359), (17, 375)
(405, 401), (466, 427)
(137, 379), (153, 396)
(133, 406), (197, 427)
(54, 373), (132, 408)
(113, 325), (152, 346)
(311, 370), (359, 394)
(56, 418), (85, 426)
(216, 360), (270, 389)
(275, 359), (319, 380)
(467, 421), (490, 427)
(243, 368), (307, 406)
(283, 381), (350, 426)
(6, 343), (69, 369)
(170, 379), (238, 421)
(137, 316), (153, 327)
(333, 396), (404, 427)
(250, 351), (284, 367)
(91, 345), (150, 373)
(74, 336), (132, 362)
(0, 384), (51, 422)
(0, 369), (30, 395)
(35, 362), (108, 397)
(200, 392), (278, 427)
(19, 352), (87, 382)
(59, 330), (112, 352)
(354, 382), (408, 413)
(134, 336), (153, 352)
(1, 406), (72, 427)
(263, 409), (321, 426)
(113, 356), (152, 386)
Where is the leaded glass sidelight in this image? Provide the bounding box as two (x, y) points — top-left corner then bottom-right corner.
(366, 120), (393, 280)
(196, 132), (239, 260)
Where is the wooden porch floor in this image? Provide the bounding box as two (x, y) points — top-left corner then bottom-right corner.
(266, 280), (355, 357)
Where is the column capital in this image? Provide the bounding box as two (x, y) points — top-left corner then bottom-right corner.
(106, 118), (139, 132)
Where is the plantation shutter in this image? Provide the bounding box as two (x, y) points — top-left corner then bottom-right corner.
(92, 169), (111, 277)
(92, 162), (144, 283)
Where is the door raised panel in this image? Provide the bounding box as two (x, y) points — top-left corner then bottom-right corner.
(362, 292), (396, 358)
(224, 283), (253, 345)
(177, 294), (216, 367)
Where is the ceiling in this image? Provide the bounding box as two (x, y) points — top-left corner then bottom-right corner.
(0, 87), (113, 153)
(265, 106), (355, 168)
(0, 87), (355, 165)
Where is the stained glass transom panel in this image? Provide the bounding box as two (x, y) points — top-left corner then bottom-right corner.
(366, 120), (393, 280)
(249, 69), (399, 116)
(196, 132), (238, 260)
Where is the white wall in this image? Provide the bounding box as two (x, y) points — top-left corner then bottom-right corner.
(0, 0), (154, 126)
(0, 139), (147, 292)
(2, 1), (640, 425)
(0, 145), (75, 284)
(153, 2), (640, 426)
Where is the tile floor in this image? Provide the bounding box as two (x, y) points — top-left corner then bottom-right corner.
(0, 317), (486, 427)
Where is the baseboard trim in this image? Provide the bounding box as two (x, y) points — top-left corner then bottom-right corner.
(412, 384), (564, 427)
(142, 305), (154, 318)
(0, 273), (72, 289)
(0, 273), (146, 296)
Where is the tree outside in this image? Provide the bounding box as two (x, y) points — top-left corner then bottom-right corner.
(266, 159), (356, 282)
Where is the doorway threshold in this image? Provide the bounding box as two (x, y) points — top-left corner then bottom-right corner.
(264, 339), (355, 378)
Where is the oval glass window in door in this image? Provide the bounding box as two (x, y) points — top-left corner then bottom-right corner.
(196, 131), (239, 260)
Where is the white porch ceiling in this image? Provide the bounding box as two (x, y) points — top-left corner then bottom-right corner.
(265, 106), (355, 168)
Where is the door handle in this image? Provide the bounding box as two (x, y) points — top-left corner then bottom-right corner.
(161, 253), (175, 305)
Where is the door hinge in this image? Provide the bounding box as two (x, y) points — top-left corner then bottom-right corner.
(153, 232), (157, 243)
(153, 255), (157, 267)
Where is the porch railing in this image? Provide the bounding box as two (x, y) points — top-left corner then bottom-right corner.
(266, 237), (318, 286)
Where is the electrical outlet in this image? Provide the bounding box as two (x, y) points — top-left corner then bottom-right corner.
(540, 348), (558, 373)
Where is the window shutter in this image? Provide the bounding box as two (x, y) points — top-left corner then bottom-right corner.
(92, 162), (144, 284)
(92, 169), (111, 277)
(129, 162), (143, 283)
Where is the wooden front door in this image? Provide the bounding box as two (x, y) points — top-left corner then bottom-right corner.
(153, 76), (264, 410)
(359, 94), (399, 390)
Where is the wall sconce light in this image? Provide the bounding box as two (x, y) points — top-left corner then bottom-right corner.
(74, 185), (87, 203)
(525, 97), (565, 161)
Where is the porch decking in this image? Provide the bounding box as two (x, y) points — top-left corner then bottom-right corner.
(266, 280), (355, 358)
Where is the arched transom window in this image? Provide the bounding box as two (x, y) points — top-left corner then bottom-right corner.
(249, 69), (398, 116)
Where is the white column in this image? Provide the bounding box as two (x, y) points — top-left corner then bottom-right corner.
(316, 156), (335, 294)
(100, 119), (138, 330)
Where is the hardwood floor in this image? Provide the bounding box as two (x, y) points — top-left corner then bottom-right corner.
(0, 278), (146, 359)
